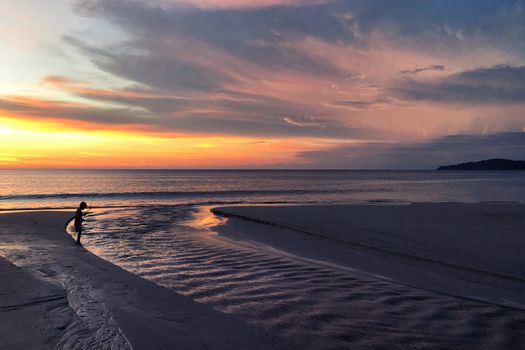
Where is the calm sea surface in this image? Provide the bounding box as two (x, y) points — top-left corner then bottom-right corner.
(2, 169), (525, 209)
(2, 169), (525, 348)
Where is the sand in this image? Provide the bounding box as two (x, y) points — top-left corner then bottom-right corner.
(0, 211), (283, 349)
(205, 202), (525, 348)
(2, 203), (525, 349)
(211, 202), (525, 300)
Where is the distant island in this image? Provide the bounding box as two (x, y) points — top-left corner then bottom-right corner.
(438, 159), (525, 170)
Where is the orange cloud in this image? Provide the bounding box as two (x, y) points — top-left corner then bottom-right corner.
(4, 96), (86, 110)
(0, 95), (151, 133)
(42, 76), (166, 100)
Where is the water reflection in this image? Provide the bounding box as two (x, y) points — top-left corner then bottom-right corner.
(78, 204), (525, 349)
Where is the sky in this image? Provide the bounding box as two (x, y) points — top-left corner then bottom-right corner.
(1, 0), (524, 169)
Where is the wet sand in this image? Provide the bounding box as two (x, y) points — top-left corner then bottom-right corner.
(0, 211), (282, 349)
(212, 202), (525, 287)
(208, 202), (525, 348)
(2, 203), (525, 349)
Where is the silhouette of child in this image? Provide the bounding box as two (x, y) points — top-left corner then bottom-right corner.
(74, 201), (88, 245)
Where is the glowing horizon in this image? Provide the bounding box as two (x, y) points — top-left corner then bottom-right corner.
(1, 115), (343, 168)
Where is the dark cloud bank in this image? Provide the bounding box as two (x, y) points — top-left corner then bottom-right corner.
(299, 132), (525, 169)
(72, 0), (525, 90)
(61, 0), (525, 138)
(395, 65), (525, 105)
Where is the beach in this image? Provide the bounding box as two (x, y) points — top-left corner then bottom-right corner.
(0, 211), (283, 349)
(212, 202), (525, 295)
(207, 202), (525, 348)
(4, 0), (525, 347)
(1, 202), (525, 349)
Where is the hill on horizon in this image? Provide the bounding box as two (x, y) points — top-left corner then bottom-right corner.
(438, 159), (525, 170)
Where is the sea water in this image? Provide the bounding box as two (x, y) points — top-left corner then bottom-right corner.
(2, 169), (525, 210)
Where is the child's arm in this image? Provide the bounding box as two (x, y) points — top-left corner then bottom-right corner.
(82, 208), (92, 219)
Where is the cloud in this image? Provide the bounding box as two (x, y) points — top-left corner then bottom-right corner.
(283, 116), (330, 127)
(62, 28), (355, 135)
(298, 132), (525, 169)
(63, 36), (236, 93)
(162, 114), (370, 137)
(70, 0), (525, 100)
(71, 0), (525, 97)
(400, 65), (445, 75)
(72, 0), (351, 80)
(344, 0), (525, 54)
(39, 74), (365, 136)
(153, 0), (333, 10)
(0, 95), (375, 138)
(6, 0), (522, 149)
(323, 96), (398, 110)
(394, 65), (525, 104)
(42, 75), (195, 114)
(0, 96), (154, 128)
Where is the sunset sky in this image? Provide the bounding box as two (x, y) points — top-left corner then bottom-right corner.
(1, 0), (524, 168)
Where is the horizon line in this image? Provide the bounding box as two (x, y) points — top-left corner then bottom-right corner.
(0, 167), (437, 171)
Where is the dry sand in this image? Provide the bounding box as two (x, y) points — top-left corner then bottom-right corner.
(0, 211), (283, 349)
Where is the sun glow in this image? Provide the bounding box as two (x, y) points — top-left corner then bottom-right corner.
(0, 116), (327, 168)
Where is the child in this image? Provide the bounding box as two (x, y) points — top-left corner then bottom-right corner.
(74, 201), (88, 245)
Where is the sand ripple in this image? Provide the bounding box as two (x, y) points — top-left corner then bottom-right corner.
(81, 206), (525, 349)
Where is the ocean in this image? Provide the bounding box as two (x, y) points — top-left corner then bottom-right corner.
(2, 169), (525, 210)
(2, 169), (525, 348)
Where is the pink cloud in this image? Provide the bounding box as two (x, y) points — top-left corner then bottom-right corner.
(158, 0), (332, 9)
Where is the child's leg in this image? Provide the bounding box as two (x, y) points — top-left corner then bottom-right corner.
(76, 226), (82, 245)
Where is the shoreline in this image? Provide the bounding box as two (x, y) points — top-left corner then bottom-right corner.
(211, 202), (525, 310)
(0, 211), (284, 349)
(3, 202), (525, 348)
